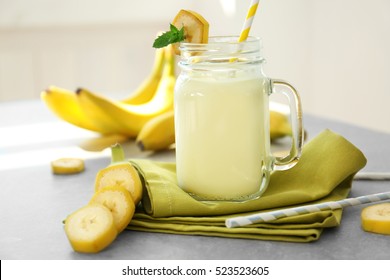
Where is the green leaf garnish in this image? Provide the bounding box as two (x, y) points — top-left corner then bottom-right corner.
(153, 24), (185, 48)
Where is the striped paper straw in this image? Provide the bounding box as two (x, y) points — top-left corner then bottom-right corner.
(354, 172), (390, 181)
(225, 191), (390, 228)
(238, 0), (260, 42)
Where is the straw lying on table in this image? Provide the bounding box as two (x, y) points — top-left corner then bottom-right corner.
(354, 172), (390, 181)
(238, 0), (260, 42)
(225, 191), (390, 228)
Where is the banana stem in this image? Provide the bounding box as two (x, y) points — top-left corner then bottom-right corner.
(110, 143), (126, 164)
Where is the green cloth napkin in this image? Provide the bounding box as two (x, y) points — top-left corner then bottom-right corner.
(127, 129), (367, 242)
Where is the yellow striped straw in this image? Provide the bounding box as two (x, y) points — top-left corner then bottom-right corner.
(238, 0), (260, 42)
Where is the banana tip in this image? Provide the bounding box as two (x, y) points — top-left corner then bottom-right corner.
(136, 141), (145, 151)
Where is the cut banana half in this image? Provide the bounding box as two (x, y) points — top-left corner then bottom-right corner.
(51, 158), (85, 174)
(172, 9), (209, 55)
(64, 204), (118, 253)
(90, 186), (135, 233)
(361, 203), (390, 235)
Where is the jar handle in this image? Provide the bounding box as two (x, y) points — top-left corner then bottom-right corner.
(269, 79), (304, 171)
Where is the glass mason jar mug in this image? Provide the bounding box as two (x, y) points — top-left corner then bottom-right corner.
(174, 36), (303, 202)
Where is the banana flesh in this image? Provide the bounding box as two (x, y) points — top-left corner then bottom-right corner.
(89, 186), (135, 233)
(95, 144), (143, 204)
(63, 144), (140, 253)
(94, 163), (143, 205)
(51, 158), (85, 174)
(361, 203), (390, 235)
(172, 9), (209, 55)
(64, 204), (118, 253)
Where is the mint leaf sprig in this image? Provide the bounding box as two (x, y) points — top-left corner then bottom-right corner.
(153, 24), (185, 48)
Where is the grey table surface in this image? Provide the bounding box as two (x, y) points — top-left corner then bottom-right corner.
(1, 99), (389, 260)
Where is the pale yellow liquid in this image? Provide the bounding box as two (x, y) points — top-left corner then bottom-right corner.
(175, 73), (271, 201)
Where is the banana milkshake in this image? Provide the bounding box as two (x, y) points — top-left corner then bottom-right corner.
(175, 73), (271, 201)
(174, 36), (303, 202)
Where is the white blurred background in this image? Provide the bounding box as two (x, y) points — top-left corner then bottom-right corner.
(0, 0), (389, 133)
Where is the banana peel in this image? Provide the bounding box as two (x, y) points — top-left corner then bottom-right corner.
(136, 110), (175, 151)
(269, 111), (292, 140)
(41, 45), (170, 136)
(75, 46), (175, 138)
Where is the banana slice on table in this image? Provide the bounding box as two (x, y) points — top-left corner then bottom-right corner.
(51, 158), (85, 174)
(94, 144), (143, 205)
(90, 186), (135, 233)
(64, 204), (118, 253)
(361, 203), (390, 235)
(95, 163), (143, 205)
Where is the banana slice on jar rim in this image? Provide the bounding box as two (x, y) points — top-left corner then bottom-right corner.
(51, 158), (85, 174)
(172, 9), (209, 55)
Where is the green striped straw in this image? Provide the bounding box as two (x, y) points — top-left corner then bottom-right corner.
(225, 191), (390, 228)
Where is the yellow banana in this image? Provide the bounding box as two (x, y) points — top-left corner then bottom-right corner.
(75, 88), (132, 136)
(122, 47), (165, 105)
(78, 134), (128, 152)
(41, 86), (103, 133)
(41, 47), (165, 134)
(136, 110), (175, 151)
(77, 45), (176, 138)
(269, 110), (292, 140)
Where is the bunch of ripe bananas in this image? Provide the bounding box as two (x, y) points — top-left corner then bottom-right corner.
(41, 45), (292, 152)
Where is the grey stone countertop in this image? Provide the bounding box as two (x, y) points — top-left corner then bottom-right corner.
(0, 99), (389, 260)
